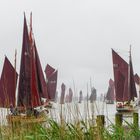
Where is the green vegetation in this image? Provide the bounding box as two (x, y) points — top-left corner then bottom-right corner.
(0, 117), (139, 140)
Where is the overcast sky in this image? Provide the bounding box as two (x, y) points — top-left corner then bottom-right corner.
(0, 0), (140, 97)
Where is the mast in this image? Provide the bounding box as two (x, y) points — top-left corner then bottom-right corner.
(128, 45), (131, 102)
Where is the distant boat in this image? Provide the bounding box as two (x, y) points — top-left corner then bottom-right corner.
(68, 88), (73, 103)
(106, 79), (115, 104)
(112, 47), (137, 112)
(100, 93), (105, 102)
(79, 90), (83, 103)
(65, 88), (73, 103)
(45, 64), (58, 102)
(65, 94), (69, 103)
(89, 87), (97, 103)
(60, 83), (66, 104)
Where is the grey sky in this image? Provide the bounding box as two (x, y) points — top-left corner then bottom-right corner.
(0, 0), (140, 97)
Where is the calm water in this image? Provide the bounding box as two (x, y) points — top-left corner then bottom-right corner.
(0, 101), (138, 126)
(49, 101), (136, 126)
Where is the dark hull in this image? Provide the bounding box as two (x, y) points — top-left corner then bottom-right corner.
(116, 106), (138, 113)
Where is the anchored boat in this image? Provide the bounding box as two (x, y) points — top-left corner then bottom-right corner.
(112, 47), (138, 112)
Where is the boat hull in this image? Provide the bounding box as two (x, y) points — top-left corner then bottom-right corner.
(106, 100), (114, 104)
(116, 106), (138, 113)
(6, 114), (47, 124)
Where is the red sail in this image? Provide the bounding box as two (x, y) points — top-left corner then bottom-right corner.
(34, 43), (48, 99)
(45, 64), (57, 101)
(0, 56), (18, 107)
(60, 83), (66, 104)
(112, 49), (129, 101)
(106, 79), (115, 101)
(134, 73), (139, 85)
(18, 14), (41, 108)
(47, 70), (58, 101)
(30, 44), (41, 107)
(45, 64), (55, 79)
(17, 15), (32, 108)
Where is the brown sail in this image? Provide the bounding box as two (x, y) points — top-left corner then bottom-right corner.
(0, 56), (18, 107)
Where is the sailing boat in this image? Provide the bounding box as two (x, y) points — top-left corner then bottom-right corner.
(45, 64), (58, 102)
(60, 83), (66, 104)
(105, 79), (115, 104)
(7, 13), (48, 122)
(68, 88), (73, 103)
(112, 47), (137, 112)
(44, 64), (58, 108)
(79, 90), (83, 103)
(89, 87), (97, 103)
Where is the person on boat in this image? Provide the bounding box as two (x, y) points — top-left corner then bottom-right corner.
(117, 102), (123, 108)
(34, 109), (40, 118)
(10, 104), (14, 114)
(10, 104), (19, 115)
(26, 107), (34, 116)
